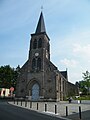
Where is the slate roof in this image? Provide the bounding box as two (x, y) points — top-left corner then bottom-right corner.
(35, 12), (46, 34)
(60, 71), (67, 79)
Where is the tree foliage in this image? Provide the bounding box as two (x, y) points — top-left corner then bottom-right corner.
(82, 70), (90, 94)
(0, 65), (20, 89)
(76, 70), (90, 95)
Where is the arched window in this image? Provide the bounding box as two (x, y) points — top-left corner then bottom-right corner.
(32, 58), (41, 71)
(32, 58), (36, 70)
(38, 38), (42, 48)
(33, 39), (37, 49)
(37, 58), (41, 70)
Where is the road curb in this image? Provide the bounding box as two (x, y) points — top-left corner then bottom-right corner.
(8, 102), (71, 120)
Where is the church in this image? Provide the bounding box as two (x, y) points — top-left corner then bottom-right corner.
(16, 12), (78, 101)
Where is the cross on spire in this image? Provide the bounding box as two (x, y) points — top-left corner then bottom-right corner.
(41, 6), (43, 11)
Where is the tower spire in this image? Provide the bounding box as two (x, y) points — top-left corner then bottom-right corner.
(35, 12), (46, 34)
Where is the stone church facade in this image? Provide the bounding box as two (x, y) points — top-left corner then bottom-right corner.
(16, 12), (78, 101)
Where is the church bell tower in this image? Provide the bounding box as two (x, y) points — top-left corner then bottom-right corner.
(29, 12), (50, 72)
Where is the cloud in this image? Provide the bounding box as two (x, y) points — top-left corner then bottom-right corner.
(73, 44), (90, 58)
(69, 72), (82, 82)
(51, 29), (90, 83)
(60, 58), (78, 68)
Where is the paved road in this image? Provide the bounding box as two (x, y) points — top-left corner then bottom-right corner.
(0, 101), (68, 120)
(66, 110), (90, 120)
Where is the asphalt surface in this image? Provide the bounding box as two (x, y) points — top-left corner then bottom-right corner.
(0, 100), (68, 120)
(66, 110), (90, 120)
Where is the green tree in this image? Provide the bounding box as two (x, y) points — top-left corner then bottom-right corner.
(79, 81), (87, 95)
(82, 70), (90, 95)
(0, 65), (20, 89)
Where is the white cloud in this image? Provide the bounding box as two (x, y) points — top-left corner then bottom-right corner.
(51, 29), (90, 83)
(73, 44), (90, 58)
(69, 72), (82, 83)
(60, 58), (78, 68)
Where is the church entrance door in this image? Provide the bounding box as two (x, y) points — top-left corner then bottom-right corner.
(31, 83), (39, 101)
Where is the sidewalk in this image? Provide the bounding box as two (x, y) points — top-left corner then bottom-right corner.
(9, 101), (90, 120)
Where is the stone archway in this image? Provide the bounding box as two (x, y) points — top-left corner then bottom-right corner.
(31, 83), (39, 101)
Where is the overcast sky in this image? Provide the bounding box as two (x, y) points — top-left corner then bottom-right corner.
(0, 0), (90, 84)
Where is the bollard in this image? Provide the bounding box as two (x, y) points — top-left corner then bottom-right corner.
(55, 104), (57, 114)
(14, 99), (15, 104)
(21, 100), (22, 106)
(17, 100), (18, 105)
(45, 103), (47, 112)
(25, 101), (27, 107)
(37, 103), (38, 110)
(79, 106), (81, 119)
(30, 102), (32, 108)
(66, 106), (68, 116)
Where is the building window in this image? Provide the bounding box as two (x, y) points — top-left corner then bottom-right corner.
(38, 38), (42, 48)
(37, 58), (41, 70)
(33, 39), (37, 49)
(32, 58), (41, 71)
(32, 58), (36, 70)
